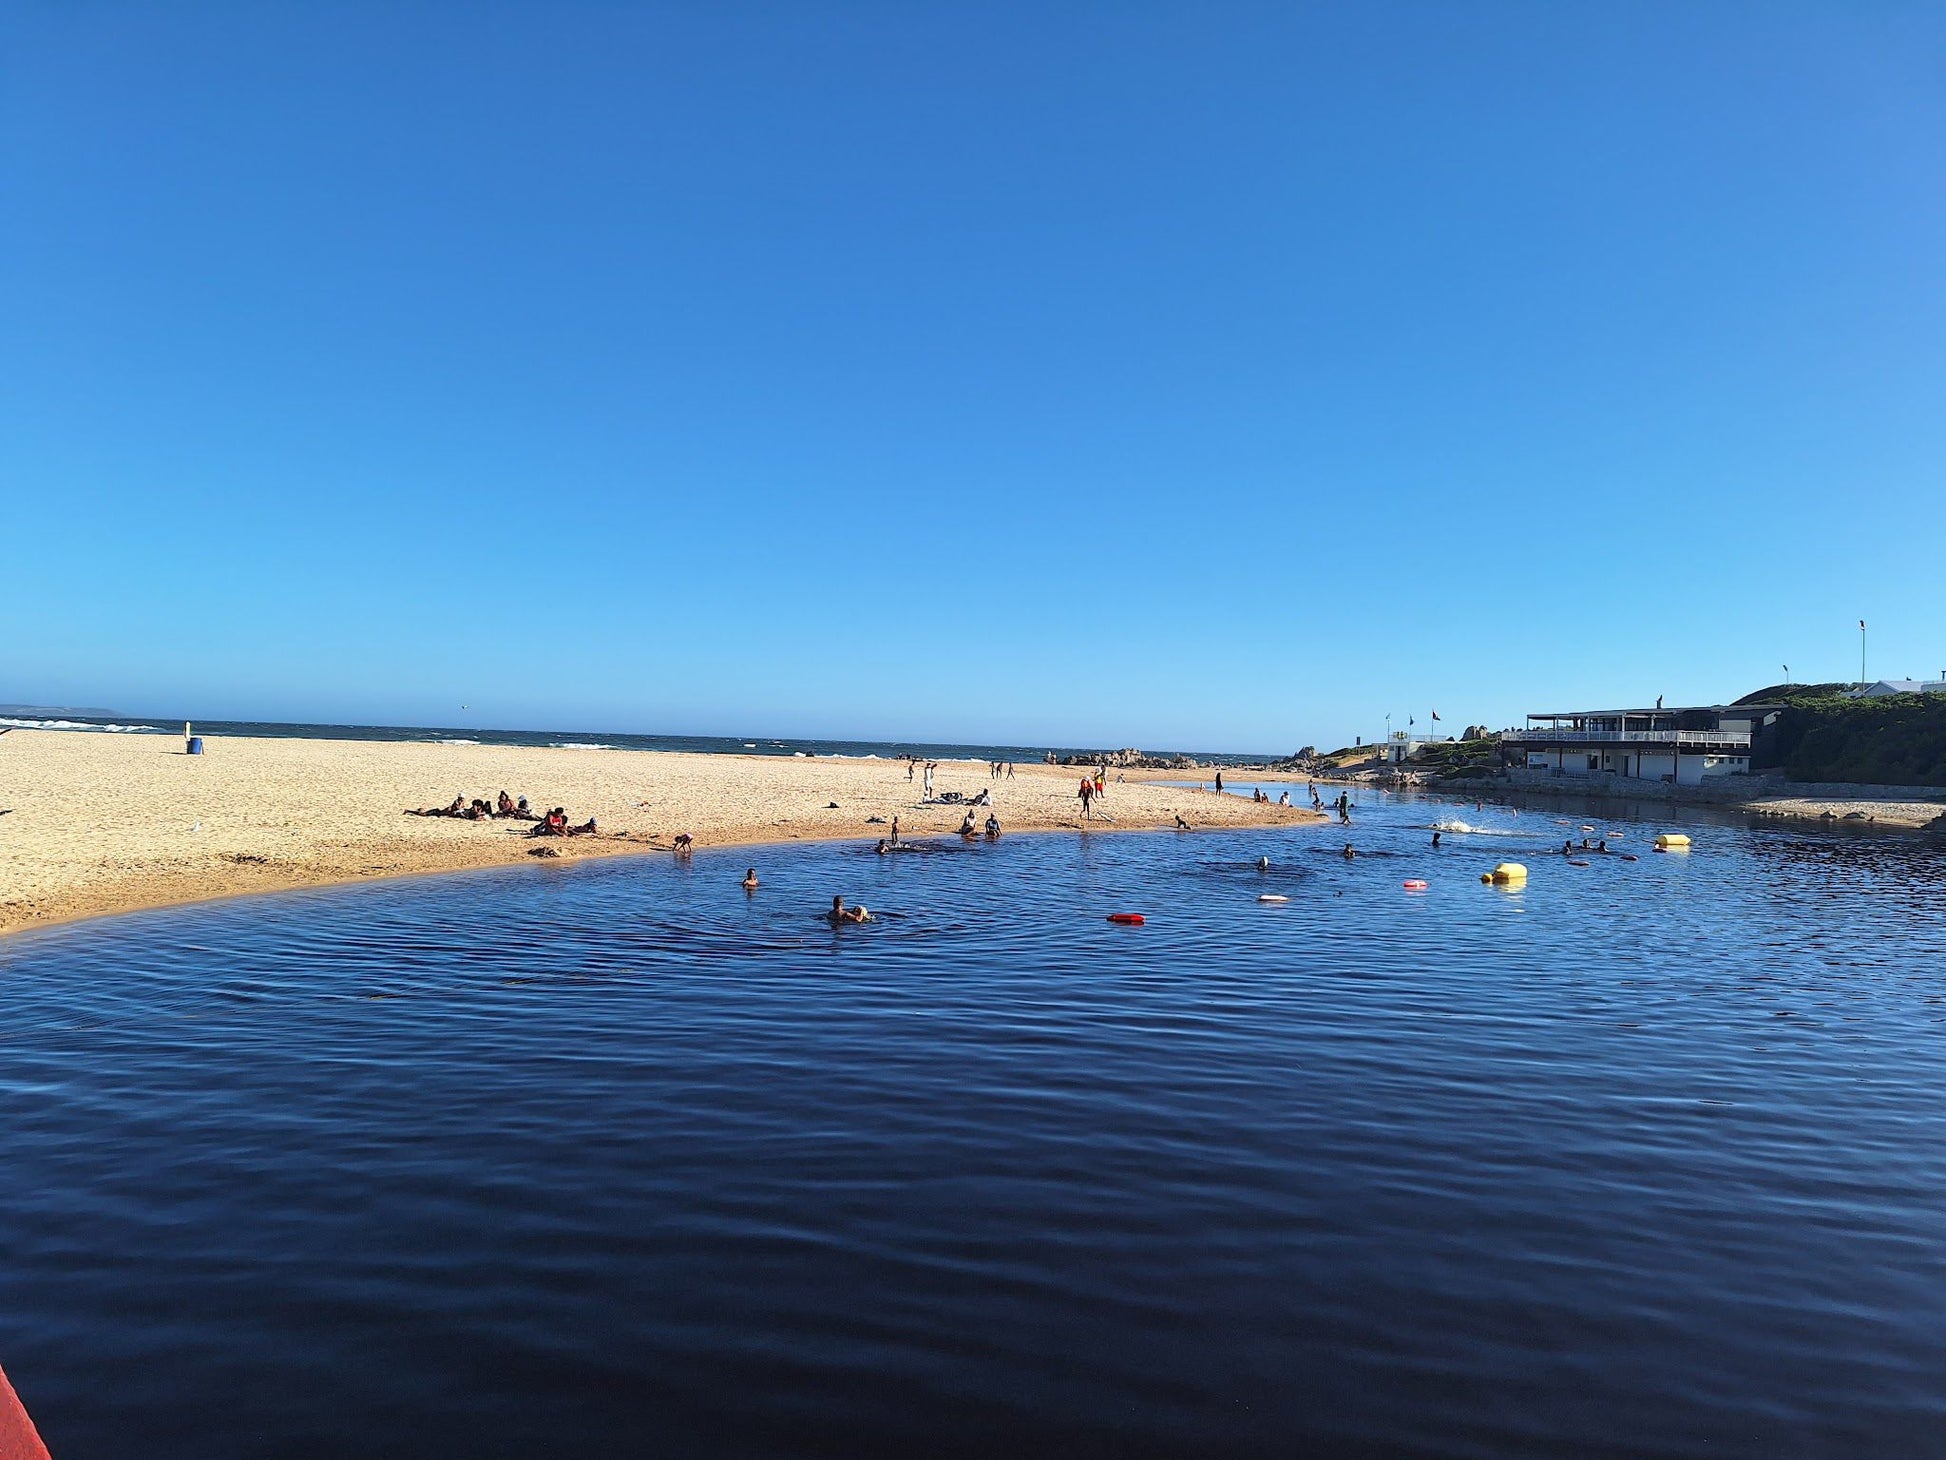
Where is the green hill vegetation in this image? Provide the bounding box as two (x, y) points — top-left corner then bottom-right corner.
(1745, 685), (1946, 786)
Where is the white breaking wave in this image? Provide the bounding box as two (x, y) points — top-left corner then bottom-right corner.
(550, 742), (618, 751)
(0, 717), (164, 733)
(431, 737), (481, 745)
(1431, 818), (1521, 836)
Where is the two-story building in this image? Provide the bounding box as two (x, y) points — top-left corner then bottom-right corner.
(1502, 703), (1784, 786)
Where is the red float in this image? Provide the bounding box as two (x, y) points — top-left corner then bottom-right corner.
(0, 1363), (51, 1460)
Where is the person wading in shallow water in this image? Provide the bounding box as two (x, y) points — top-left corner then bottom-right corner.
(828, 895), (869, 925)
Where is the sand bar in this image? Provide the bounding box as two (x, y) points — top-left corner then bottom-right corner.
(0, 730), (1321, 937)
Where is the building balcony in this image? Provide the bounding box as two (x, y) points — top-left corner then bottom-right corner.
(1505, 729), (1752, 749)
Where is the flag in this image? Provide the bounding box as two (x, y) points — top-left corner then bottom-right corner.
(1861, 620), (1867, 630)
(1431, 709), (1440, 721)
(1408, 716), (1415, 727)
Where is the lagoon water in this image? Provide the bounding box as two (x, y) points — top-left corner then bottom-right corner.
(3, 791), (1944, 1457)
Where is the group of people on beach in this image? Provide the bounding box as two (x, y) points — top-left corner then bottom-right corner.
(407, 790), (540, 823)
(1076, 767), (1110, 818)
(403, 791), (601, 836)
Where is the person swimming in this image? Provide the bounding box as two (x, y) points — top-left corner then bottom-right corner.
(1342, 843), (1357, 859)
(1432, 830), (1442, 848)
(1257, 856), (1270, 870)
(741, 868), (759, 889)
(874, 839), (889, 855)
(828, 895), (869, 925)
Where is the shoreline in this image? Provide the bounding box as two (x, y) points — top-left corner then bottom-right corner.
(0, 731), (1322, 942)
(1359, 768), (1946, 830)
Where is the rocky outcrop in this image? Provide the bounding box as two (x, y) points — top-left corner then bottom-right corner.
(1051, 748), (1200, 770)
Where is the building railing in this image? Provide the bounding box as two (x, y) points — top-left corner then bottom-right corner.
(1507, 729), (1751, 747)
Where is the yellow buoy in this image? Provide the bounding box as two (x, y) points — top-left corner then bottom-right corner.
(1654, 834), (1691, 851)
(1489, 862), (1528, 884)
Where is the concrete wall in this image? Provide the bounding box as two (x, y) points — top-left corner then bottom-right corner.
(1520, 750), (1746, 783)
(1487, 766), (1946, 804)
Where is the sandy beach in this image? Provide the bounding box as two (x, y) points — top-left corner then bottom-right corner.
(0, 731), (1321, 937)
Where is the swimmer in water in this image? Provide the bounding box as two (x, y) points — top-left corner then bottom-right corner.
(741, 868), (759, 889)
(1432, 830), (1441, 848)
(1257, 856), (1270, 871)
(1342, 843), (1357, 859)
(828, 895), (870, 925)
(875, 839), (889, 855)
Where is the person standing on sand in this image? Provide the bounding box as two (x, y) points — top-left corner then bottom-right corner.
(1006, 762), (1014, 780)
(907, 760), (915, 783)
(890, 816), (900, 846)
(1215, 771), (1224, 794)
(1078, 777), (1094, 819)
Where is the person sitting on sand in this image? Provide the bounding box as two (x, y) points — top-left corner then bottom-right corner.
(742, 868), (760, 889)
(673, 833), (694, 855)
(959, 811), (978, 837)
(1278, 790), (1290, 806)
(1175, 815), (1191, 830)
(497, 791), (515, 816)
(984, 814), (1000, 841)
(569, 817), (596, 835)
(828, 895), (869, 925)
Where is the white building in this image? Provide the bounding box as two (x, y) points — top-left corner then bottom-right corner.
(1505, 704), (1785, 786)
(1856, 680), (1946, 697)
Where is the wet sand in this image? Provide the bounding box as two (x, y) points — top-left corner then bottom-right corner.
(0, 731), (1321, 937)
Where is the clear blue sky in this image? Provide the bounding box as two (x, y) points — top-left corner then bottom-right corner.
(5, 4), (1943, 752)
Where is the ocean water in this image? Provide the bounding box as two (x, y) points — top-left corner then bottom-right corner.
(2, 792), (1944, 1457)
(0, 713), (1275, 767)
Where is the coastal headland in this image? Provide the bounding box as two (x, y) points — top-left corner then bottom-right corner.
(0, 731), (1322, 937)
